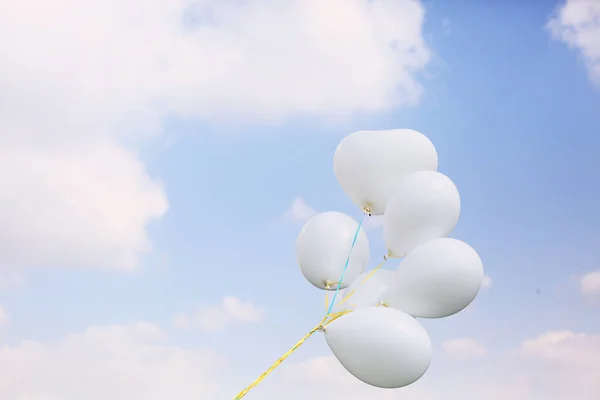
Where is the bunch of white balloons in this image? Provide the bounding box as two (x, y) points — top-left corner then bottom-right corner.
(296, 129), (484, 389)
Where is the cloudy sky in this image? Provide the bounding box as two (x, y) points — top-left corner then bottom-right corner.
(1, 0), (599, 399)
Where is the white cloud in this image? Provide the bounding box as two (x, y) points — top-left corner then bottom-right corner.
(284, 198), (318, 223)
(547, 0), (600, 86)
(442, 338), (486, 360)
(481, 275), (492, 291)
(1, 0), (430, 124)
(172, 313), (190, 330)
(429, 330), (600, 400)
(441, 17), (451, 35)
(1, 0), (430, 276)
(517, 330), (600, 367)
(514, 330), (600, 400)
(264, 355), (434, 400)
(580, 270), (600, 298)
(2, 322), (598, 400)
(175, 297), (265, 332)
(0, 270), (25, 290)
(0, 322), (223, 400)
(0, 142), (168, 271)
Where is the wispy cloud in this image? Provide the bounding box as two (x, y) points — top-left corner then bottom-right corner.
(580, 270), (600, 299)
(0, 306), (7, 325)
(174, 297), (265, 332)
(441, 17), (452, 35)
(283, 198), (318, 223)
(517, 330), (600, 375)
(0, 322), (223, 398)
(547, 0), (600, 86)
(481, 275), (492, 292)
(443, 339), (486, 360)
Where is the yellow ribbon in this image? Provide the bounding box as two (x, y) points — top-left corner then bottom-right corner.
(232, 312), (347, 400)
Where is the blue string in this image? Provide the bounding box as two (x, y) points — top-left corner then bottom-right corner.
(326, 217), (364, 315)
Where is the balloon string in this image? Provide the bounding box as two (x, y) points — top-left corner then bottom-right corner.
(232, 312), (348, 400)
(326, 217), (364, 315)
(232, 318), (325, 400)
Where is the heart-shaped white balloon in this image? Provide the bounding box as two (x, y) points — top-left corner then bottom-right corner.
(334, 129), (438, 215)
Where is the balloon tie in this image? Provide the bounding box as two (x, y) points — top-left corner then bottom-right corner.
(384, 251), (401, 261)
(362, 204), (373, 216)
(324, 280), (341, 290)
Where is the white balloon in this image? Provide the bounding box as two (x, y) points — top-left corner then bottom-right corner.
(384, 170), (460, 257)
(385, 238), (483, 318)
(333, 269), (395, 313)
(325, 307), (431, 388)
(334, 129), (438, 215)
(296, 212), (369, 290)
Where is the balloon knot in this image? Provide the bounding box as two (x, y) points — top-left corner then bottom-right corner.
(317, 325), (325, 332)
(362, 204), (372, 216)
(325, 280), (341, 290)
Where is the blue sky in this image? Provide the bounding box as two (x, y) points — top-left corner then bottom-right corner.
(0, 0), (599, 399)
